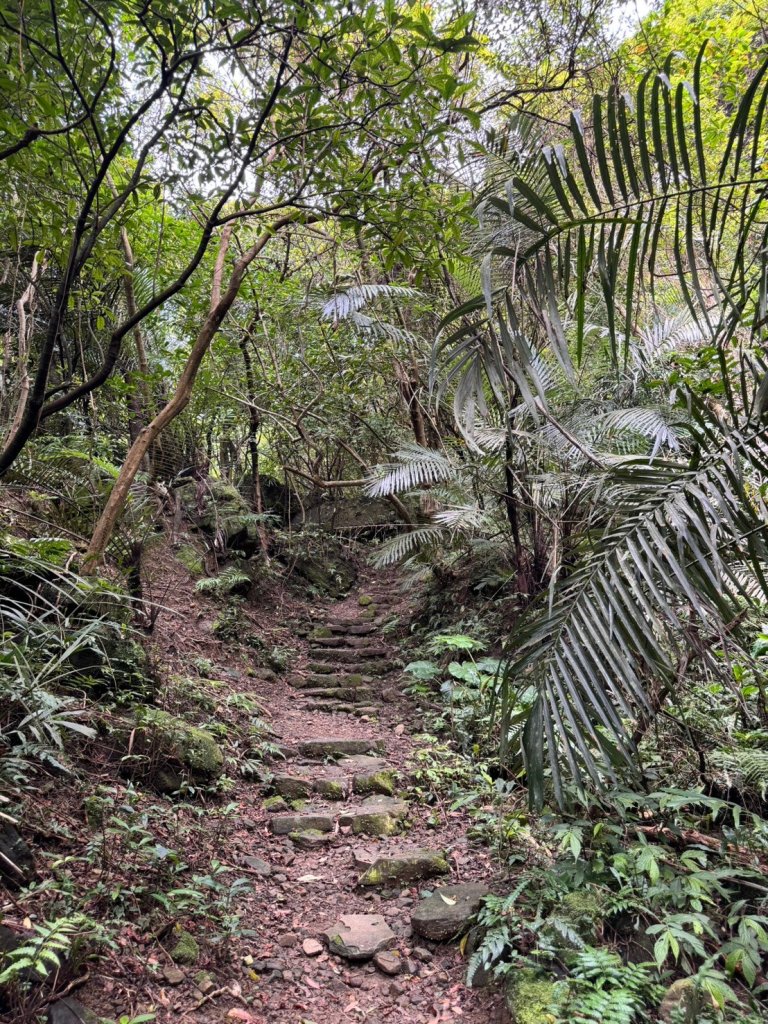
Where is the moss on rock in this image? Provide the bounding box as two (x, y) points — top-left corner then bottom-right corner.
(505, 970), (563, 1024)
(176, 543), (205, 577)
(314, 778), (345, 800)
(263, 795), (289, 812)
(171, 927), (200, 965)
(353, 769), (397, 796)
(118, 706), (224, 793)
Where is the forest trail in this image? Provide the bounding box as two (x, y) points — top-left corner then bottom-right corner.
(206, 569), (506, 1024)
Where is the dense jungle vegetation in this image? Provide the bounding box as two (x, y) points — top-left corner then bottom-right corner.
(2, 0), (768, 1022)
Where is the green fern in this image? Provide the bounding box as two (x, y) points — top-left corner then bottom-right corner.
(0, 914), (94, 986)
(195, 566), (251, 596)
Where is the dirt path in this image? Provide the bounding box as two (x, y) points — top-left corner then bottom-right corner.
(24, 559), (507, 1024)
(223, 572), (506, 1023)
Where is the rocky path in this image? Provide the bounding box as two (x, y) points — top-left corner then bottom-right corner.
(236, 576), (504, 1023)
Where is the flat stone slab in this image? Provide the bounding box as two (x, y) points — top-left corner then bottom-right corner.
(290, 829), (335, 849)
(328, 623), (376, 635)
(298, 737), (384, 758)
(271, 773), (313, 799)
(411, 883), (491, 941)
(270, 811), (334, 835)
(358, 849), (450, 887)
(305, 673), (371, 688)
(337, 755), (390, 772)
(301, 686), (374, 702)
(312, 647), (388, 663)
(323, 913), (395, 961)
(272, 769), (346, 800)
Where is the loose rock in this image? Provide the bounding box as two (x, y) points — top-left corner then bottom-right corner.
(411, 883), (491, 941)
(373, 949), (402, 976)
(322, 913), (396, 961)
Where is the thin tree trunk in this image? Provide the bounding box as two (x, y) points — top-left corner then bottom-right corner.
(239, 326), (270, 555)
(84, 215), (301, 567)
(4, 251), (45, 445)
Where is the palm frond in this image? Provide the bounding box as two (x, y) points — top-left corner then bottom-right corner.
(320, 283), (422, 321)
(372, 526), (445, 567)
(365, 443), (457, 497)
(501, 416), (768, 806)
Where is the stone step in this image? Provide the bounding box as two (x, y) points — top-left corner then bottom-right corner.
(322, 913), (395, 961)
(300, 686), (374, 702)
(311, 647), (388, 663)
(327, 623), (376, 635)
(297, 736), (385, 758)
(356, 848), (450, 886)
(338, 795), (408, 836)
(290, 672), (370, 690)
(302, 703), (379, 717)
(276, 753), (399, 798)
(309, 660), (390, 676)
(270, 810), (334, 835)
(272, 770), (346, 801)
(309, 635), (379, 649)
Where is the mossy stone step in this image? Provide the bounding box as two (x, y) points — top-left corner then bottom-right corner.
(352, 766), (398, 795)
(290, 672), (371, 690)
(357, 848), (450, 887)
(309, 660), (390, 676)
(327, 623), (376, 635)
(300, 686), (374, 702)
(297, 736), (385, 758)
(339, 795), (408, 836)
(309, 635), (379, 649)
(270, 810), (334, 835)
(272, 770), (346, 800)
(290, 829), (335, 850)
(311, 647), (388, 663)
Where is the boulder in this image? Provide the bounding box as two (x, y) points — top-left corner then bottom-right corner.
(322, 913), (396, 961)
(358, 849), (449, 887)
(659, 979), (700, 1023)
(0, 823), (35, 885)
(46, 998), (99, 1024)
(113, 706), (224, 793)
(182, 479), (261, 555)
(411, 883), (490, 941)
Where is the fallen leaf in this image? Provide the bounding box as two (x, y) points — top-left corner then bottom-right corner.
(297, 874), (324, 882)
(439, 893), (456, 905)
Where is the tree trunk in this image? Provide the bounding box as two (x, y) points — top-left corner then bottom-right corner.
(84, 215), (300, 568)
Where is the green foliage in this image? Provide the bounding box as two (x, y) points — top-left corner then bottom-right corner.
(559, 949), (661, 1024)
(195, 567), (251, 597)
(0, 913), (97, 987)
